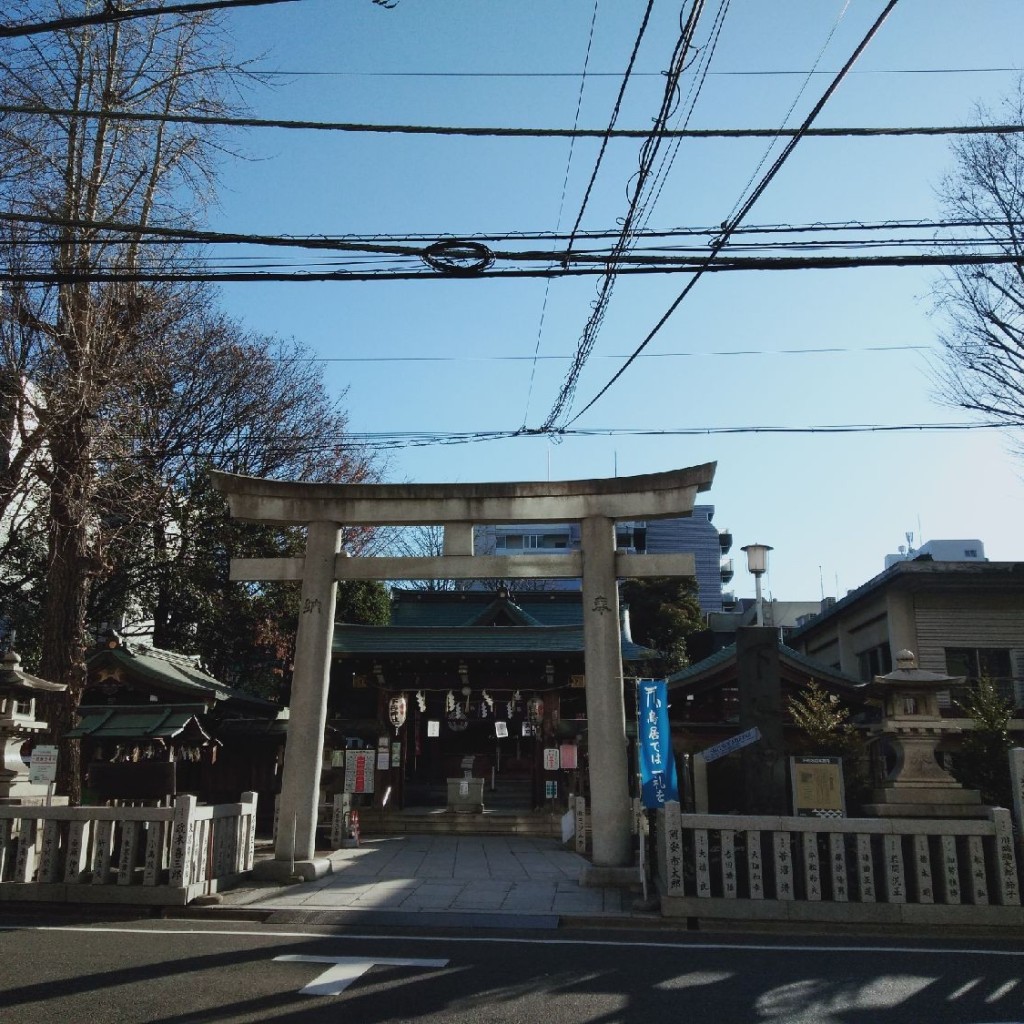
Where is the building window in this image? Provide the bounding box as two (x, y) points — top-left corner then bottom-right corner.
(856, 644), (892, 682)
(945, 647), (1014, 701)
(523, 535), (541, 549)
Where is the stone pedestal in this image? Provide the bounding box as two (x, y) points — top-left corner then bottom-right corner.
(447, 777), (484, 813)
(866, 650), (985, 818)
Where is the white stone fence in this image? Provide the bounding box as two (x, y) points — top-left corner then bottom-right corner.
(656, 805), (1024, 926)
(0, 792), (258, 906)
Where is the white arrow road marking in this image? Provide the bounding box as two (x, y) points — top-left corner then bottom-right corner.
(274, 955), (449, 996)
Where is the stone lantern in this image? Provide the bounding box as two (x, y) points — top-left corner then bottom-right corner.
(0, 650), (67, 805)
(864, 649), (985, 818)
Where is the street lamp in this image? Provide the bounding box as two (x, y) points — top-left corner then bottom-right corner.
(741, 543), (773, 626)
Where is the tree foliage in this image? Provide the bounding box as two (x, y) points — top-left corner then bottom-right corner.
(0, 4), (384, 795)
(951, 676), (1014, 808)
(619, 576), (703, 675)
(0, 0), (266, 796)
(788, 679), (858, 754)
(934, 84), (1024, 450)
(788, 679), (872, 812)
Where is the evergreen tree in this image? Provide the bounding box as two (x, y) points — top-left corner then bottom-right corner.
(951, 676), (1014, 808)
(620, 576), (703, 675)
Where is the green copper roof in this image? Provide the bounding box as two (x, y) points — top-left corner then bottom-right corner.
(333, 623), (658, 662)
(87, 642), (275, 710)
(68, 704), (213, 740)
(389, 589), (584, 628)
(666, 641), (867, 695)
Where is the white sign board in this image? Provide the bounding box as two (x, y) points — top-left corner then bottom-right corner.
(561, 809), (575, 843)
(699, 727), (761, 765)
(28, 745), (58, 785)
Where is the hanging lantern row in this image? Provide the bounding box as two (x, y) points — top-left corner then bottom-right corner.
(389, 688), (546, 728)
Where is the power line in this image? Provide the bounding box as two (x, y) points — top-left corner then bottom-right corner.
(544, 0), (723, 430)
(724, 0), (851, 228)
(237, 66), (1024, 79)
(522, 0), (600, 428)
(101, 419), (1011, 460)
(561, 0), (656, 260)
(3, 207), (1008, 251)
(3, 102), (1020, 140)
(269, 343), (931, 364)
(4, 250), (1022, 285)
(0, 0), (311, 40)
(561, 0), (903, 430)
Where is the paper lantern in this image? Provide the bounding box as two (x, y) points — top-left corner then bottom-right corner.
(388, 694), (407, 733)
(527, 695), (545, 728)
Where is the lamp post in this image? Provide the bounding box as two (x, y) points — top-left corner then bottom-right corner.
(741, 543), (773, 626)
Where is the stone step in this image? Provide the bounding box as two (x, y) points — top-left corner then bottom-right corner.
(405, 778), (537, 811)
(356, 808), (563, 838)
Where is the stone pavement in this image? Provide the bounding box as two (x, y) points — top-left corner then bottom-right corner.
(213, 835), (644, 927)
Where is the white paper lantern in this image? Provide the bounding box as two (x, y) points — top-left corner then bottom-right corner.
(527, 695), (545, 728)
(388, 694), (407, 733)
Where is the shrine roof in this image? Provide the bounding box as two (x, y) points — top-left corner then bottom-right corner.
(388, 589), (584, 628)
(68, 704), (214, 740)
(333, 622), (658, 662)
(86, 640), (276, 712)
(667, 640), (868, 697)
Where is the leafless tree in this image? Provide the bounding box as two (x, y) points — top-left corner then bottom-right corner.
(376, 524), (457, 592)
(376, 525), (562, 595)
(0, 0), (266, 796)
(934, 84), (1024, 454)
(92, 302), (380, 650)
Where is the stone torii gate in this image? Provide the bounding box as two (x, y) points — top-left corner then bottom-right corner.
(211, 463), (715, 881)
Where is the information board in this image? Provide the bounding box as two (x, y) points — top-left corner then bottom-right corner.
(790, 755), (845, 817)
(29, 745), (58, 785)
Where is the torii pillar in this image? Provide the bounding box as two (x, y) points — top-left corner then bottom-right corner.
(212, 464), (714, 881)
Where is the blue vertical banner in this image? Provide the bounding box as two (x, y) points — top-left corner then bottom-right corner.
(638, 679), (679, 808)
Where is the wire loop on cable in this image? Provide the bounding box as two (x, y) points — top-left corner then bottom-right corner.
(422, 239), (494, 275)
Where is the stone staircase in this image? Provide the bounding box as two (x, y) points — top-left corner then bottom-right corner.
(482, 778), (533, 811)
(356, 777), (563, 837)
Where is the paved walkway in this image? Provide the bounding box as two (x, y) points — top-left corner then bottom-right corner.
(216, 835), (641, 927)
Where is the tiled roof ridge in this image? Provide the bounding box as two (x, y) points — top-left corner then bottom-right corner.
(125, 640), (211, 678)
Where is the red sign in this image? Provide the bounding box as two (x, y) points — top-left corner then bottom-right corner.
(344, 751), (375, 794)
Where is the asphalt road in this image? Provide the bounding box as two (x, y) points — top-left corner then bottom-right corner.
(3, 914), (1024, 1024)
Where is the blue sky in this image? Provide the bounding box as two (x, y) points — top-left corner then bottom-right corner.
(207, 0), (1024, 602)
